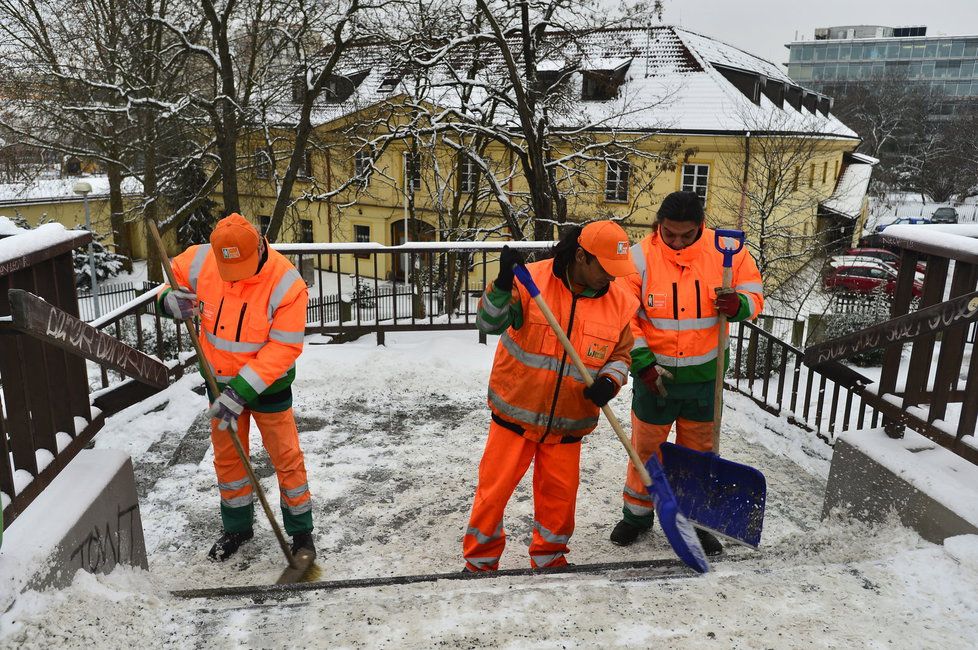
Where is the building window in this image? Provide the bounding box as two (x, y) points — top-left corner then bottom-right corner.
(297, 148), (313, 179)
(255, 149), (272, 179)
(793, 167), (799, 192)
(354, 151), (372, 185)
(605, 160), (630, 202)
(681, 164), (709, 201)
(404, 151), (421, 192)
(808, 163), (815, 188)
(354, 224), (370, 259)
(822, 161), (828, 184)
(258, 215), (271, 234)
(460, 155), (478, 193)
(300, 219), (314, 243)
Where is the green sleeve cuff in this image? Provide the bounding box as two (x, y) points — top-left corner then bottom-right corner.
(729, 293), (752, 322)
(157, 287), (173, 318)
(228, 374), (259, 403)
(629, 347), (657, 374)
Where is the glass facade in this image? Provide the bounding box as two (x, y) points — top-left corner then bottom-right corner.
(787, 35), (978, 104)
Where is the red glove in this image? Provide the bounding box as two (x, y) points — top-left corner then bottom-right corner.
(637, 364), (673, 397)
(715, 292), (741, 318)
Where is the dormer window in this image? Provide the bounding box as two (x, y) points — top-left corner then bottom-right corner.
(714, 64), (764, 105)
(378, 75), (401, 93)
(319, 69), (370, 104)
(581, 60), (630, 101)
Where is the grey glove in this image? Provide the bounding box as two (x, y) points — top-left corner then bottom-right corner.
(162, 288), (198, 320)
(206, 387), (247, 431)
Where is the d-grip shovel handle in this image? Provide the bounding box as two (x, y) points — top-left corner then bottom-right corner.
(512, 264), (653, 486)
(714, 229), (745, 269)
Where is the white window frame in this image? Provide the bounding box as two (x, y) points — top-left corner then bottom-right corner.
(255, 148), (272, 180)
(604, 159), (630, 202)
(353, 224), (370, 259)
(460, 155), (478, 193)
(354, 150), (372, 186)
(681, 163), (710, 201)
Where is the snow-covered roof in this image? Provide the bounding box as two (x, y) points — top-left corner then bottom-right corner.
(822, 160), (875, 219)
(0, 220), (87, 270)
(267, 26), (858, 139)
(0, 175), (143, 206)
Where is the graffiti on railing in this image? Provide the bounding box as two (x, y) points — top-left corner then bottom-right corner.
(68, 503), (141, 573)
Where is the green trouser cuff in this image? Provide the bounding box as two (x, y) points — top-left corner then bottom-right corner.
(282, 507), (313, 536)
(221, 502), (255, 533)
(622, 506), (654, 529)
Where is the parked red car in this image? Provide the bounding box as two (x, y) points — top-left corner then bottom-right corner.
(845, 247), (927, 273)
(823, 257), (924, 298)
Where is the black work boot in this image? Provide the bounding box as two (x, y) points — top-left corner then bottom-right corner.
(610, 519), (649, 546)
(695, 528), (724, 556)
(291, 531), (316, 559)
(207, 528), (254, 562)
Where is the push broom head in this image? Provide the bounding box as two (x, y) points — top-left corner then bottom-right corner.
(276, 549), (323, 585)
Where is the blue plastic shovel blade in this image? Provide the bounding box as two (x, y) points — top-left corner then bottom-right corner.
(644, 455), (710, 574)
(660, 442), (766, 548)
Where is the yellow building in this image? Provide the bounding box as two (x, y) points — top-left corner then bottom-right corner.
(231, 27), (866, 288)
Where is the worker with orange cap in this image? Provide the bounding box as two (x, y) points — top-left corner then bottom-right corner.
(158, 213), (314, 562)
(462, 221), (639, 571)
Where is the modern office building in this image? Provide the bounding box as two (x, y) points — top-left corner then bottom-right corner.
(786, 26), (978, 115)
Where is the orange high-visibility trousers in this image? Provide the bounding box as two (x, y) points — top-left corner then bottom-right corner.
(463, 422), (582, 571)
(622, 414), (713, 518)
(212, 407), (312, 535)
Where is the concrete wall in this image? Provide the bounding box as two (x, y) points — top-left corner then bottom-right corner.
(822, 429), (978, 544)
(0, 449), (147, 600)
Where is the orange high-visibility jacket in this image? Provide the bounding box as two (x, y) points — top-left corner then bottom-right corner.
(624, 227), (763, 383)
(487, 259), (638, 442)
(162, 244), (308, 403)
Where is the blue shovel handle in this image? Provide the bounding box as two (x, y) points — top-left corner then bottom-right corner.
(714, 229), (745, 269)
(512, 263), (540, 297)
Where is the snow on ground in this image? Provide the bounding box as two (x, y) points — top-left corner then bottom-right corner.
(2, 330), (978, 648)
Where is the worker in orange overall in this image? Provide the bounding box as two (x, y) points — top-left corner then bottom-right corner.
(158, 213), (314, 562)
(463, 221), (639, 571)
(610, 191), (764, 555)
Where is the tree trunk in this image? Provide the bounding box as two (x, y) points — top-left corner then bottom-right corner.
(106, 160), (133, 271)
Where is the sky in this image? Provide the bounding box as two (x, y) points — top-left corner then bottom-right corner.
(659, 0), (978, 70)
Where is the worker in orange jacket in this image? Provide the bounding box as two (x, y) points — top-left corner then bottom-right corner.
(463, 221), (639, 571)
(610, 191), (763, 554)
(158, 213), (314, 562)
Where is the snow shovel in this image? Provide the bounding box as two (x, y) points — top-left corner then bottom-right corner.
(659, 229), (766, 549)
(512, 264), (709, 574)
(147, 220), (320, 584)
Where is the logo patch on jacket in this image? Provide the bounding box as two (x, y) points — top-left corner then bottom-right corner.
(586, 343), (608, 360)
(221, 247), (241, 259)
(648, 293), (666, 308)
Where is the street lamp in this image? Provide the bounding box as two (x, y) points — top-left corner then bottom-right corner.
(72, 181), (100, 318)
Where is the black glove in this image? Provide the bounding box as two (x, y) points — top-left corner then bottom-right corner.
(495, 245), (526, 291)
(583, 376), (617, 407)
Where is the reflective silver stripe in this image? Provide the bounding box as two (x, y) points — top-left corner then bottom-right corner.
(267, 268), (303, 320)
(736, 282), (764, 293)
(239, 365), (269, 393)
(205, 330), (265, 353)
(284, 500), (312, 515)
(218, 477), (251, 492)
(648, 316), (719, 331)
(631, 242), (650, 315)
(466, 556), (499, 569)
(188, 245), (211, 292)
(624, 485), (653, 503)
(222, 495), (254, 508)
(624, 501), (654, 517)
(500, 331), (597, 384)
(281, 483), (309, 499)
(488, 388), (599, 432)
(600, 361), (628, 386)
(631, 336), (649, 351)
(534, 521), (570, 545)
(481, 294), (511, 319)
(744, 293), (758, 317)
(654, 345), (726, 367)
(269, 328), (304, 344)
(214, 373), (236, 382)
(466, 522), (503, 545)
(531, 552), (565, 566)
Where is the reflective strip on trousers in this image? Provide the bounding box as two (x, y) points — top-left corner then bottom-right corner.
(466, 522), (504, 546)
(534, 521), (570, 545)
(269, 328), (304, 344)
(624, 485), (653, 503)
(531, 552), (565, 567)
(267, 268), (304, 320)
(488, 388), (599, 432)
(500, 331), (597, 384)
(188, 245), (211, 293)
(624, 501), (655, 517)
(219, 477), (251, 492)
(466, 556), (499, 569)
(205, 330), (265, 353)
(222, 494), (254, 508)
(281, 483), (309, 500)
(283, 499), (312, 515)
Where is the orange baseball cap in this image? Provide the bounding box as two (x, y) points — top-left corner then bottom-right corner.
(210, 213), (262, 281)
(578, 220), (636, 277)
